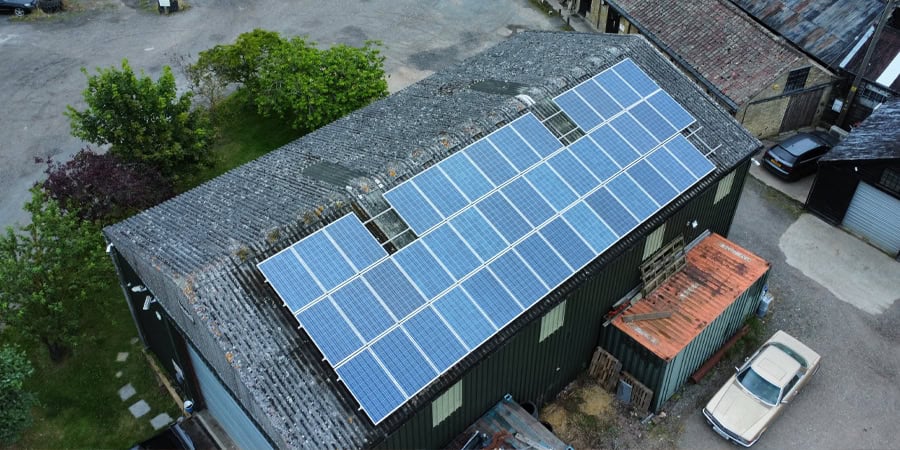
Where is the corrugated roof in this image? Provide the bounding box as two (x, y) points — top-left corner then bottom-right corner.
(613, 234), (769, 361)
(608, 0), (808, 106)
(729, 0), (885, 67)
(821, 96), (900, 163)
(104, 32), (762, 448)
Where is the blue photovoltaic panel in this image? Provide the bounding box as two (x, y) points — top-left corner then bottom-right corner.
(562, 203), (617, 254)
(595, 70), (641, 108)
(393, 241), (454, 299)
(500, 178), (555, 228)
(627, 160), (678, 206)
(547, 150), (599, 196)
(511, 114), (562, 157)
(466, 139), (518, 186)
(297, 299), (363, 363)
(449, 208), (507, 260)
(540, 218), (595, 269)
(324, 215), (387, 271)
(257, 250), (323, 311)
(439, 152), (494, 201)
(488, 126), (540, 172)
(363, 260), (426, 319)
(383, 183), (442, 235)
(515, 233), (571, 288)
(629, 102), (676, 142)
(555, 90), (602, 131)
(461, 270), (522, 327)
(611, 113), (658, 154)
(422, 225), (481, 279)
(577, 80), (623, 119)
(606, 174), (659, 221)
(648, 91), (694, 130)
(569, 138), (620, 182)
(371, 328), (436, 395)
(331, 279), (395, 341)
(647, 145), (697, 191)
(585, 188), (638, 236)
(476, 192), (532, 243)
(432, 288), (495, 348)
(590, 126), (640, 168)
(403, 308), (467, 372)
(524, 164), (578, 211)
(413, 168), (469, 218)
(336, 350), (406, 423)
(488, 251), (547, 308)
(612, 59), (659, 97)
(294, 233), (355, 291)
(665, 135), (715, 177)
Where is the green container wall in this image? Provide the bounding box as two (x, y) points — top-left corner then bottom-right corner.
(598, 262), (770, 413)
(378, 162), (752, 449)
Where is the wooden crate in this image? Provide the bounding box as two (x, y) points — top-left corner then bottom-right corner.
(589, 347), (622, 392)
(620, 371), (653, 414)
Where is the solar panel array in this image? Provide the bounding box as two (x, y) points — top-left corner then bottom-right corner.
(258, 58), (716, 424)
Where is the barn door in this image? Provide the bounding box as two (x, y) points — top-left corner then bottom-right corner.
(779, 88), (823, 133)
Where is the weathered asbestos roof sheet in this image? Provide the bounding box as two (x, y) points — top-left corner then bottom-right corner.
(821, 97), (900, 163)
(104, 32), (760, 448)
(729, 0), (885, 67)
(613, 234), (769, 361)
(609, 0), (806, 106)
(844, 25), (900, 91)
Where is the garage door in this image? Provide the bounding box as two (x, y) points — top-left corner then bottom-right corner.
(188, 346), (273, 450)
(842, 182), (900, 255)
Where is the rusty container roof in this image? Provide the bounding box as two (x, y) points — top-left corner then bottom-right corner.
(613, 233), (769, 361)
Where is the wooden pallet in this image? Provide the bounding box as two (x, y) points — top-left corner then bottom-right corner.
(640, 236), (686, 296)
(589, 347), (622, 392)
(620, 371), (653, 414)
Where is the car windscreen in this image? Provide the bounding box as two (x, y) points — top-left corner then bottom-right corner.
(738, 368), (780, 405)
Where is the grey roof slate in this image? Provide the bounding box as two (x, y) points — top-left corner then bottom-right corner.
(104, 31), (760, 448)
(821, 97), (900, 163)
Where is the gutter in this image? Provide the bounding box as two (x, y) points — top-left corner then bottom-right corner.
(605, 0), (740, 113)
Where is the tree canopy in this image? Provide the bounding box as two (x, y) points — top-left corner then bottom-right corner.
(66, 59), (211, 176)
(0, 187), (109, 362)
(0, 346), (36, 445)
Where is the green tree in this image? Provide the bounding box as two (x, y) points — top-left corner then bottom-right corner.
(66, 59), (211, 176)
(0, 346), (36, 445)
(0, 187), (108, 362)
(193, 28), (284, 89)
(254, 39), (388, 130)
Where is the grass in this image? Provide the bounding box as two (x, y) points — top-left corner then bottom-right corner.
(176, 95), (303, 191)
(8, 276), (180, 449)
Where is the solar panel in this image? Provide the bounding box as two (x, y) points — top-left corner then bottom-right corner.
(258, 58), (717, 425)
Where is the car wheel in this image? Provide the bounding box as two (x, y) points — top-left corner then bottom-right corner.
(14, 7), (26, 16)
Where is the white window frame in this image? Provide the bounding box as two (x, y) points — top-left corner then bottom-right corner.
(539, 300), (567, 342)
(714, 172), (736, 204)
(432, 381), (462, 427)
(642, 224), (666, 260)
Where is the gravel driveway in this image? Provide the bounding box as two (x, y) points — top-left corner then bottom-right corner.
(0, 0), (561, 227)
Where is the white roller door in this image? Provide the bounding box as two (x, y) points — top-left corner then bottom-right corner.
(842, 182), (900, 255)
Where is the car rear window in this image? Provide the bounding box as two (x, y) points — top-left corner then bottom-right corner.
(767, 145), (798, 163)
(780, 137), (821, 156)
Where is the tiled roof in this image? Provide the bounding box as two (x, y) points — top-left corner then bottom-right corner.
(609, 0), (807, 106)
(104, 32), (761, 448)
(821, 97), (900, 163)
(729, 0), (885, 68)
(614, 233), (769, 361)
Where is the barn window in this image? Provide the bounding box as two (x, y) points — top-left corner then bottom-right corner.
(539, 300), (567, 342)
(432, 381), (462, 427)
(643, 224), (666, 260)
(715, 172), (736, 204)
(784, 67), (810, 93)
(879, 168), (900, 196)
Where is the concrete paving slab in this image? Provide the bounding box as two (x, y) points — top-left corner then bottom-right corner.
(150, 413), (173, 430)
(128, 399), (151, 418)
(779, 214), (900, 314)
(118, 383), (136, 401)
(116, 352), (129, 362)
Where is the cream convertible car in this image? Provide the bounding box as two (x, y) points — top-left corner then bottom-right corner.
(703, 330), (821, 447)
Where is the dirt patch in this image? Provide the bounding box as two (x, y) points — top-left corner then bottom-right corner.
(540, 376), (682, 449)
